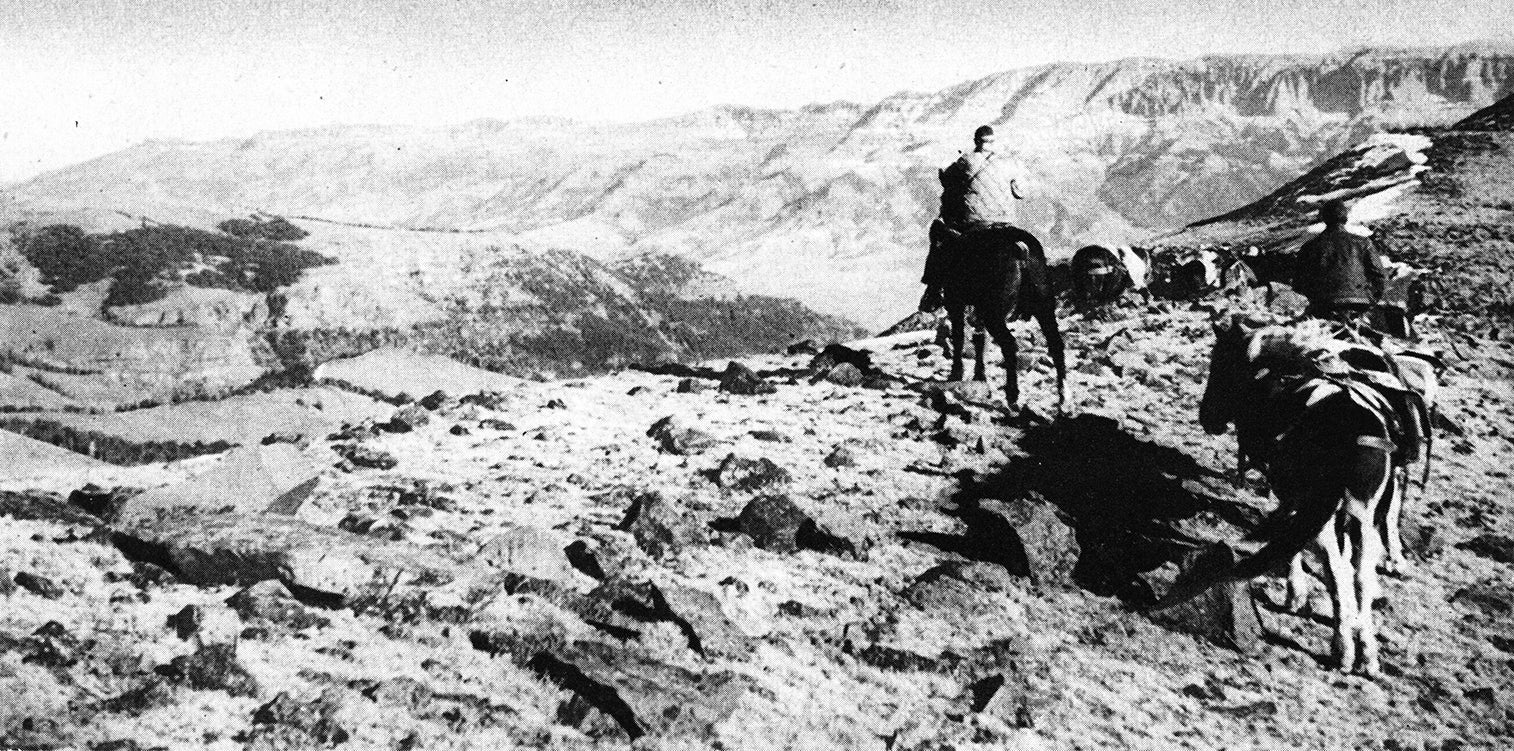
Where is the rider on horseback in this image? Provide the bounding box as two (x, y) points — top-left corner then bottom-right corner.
(919, 125), (1027, 312)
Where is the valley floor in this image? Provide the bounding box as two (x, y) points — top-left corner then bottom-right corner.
(2, 299), (1513, 751)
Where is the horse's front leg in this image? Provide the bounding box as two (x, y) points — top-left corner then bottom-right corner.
(947, 305), (966, 383)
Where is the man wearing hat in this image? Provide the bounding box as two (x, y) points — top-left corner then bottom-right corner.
(919, 125), (1026, 312)
(1291, 199), (1387, 326)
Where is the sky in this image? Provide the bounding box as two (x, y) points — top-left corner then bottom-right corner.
(1, 0), (1511, 183)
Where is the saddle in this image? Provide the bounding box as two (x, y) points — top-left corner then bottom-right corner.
(1310, 341), (1429, 465)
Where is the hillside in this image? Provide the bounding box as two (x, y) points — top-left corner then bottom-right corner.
(1158, 90), (1514, 329)
(0, 305), (1511, 749)
(11, 45), (1513, 327)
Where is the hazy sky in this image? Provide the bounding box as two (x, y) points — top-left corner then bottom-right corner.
(2, 0), (1510, 182)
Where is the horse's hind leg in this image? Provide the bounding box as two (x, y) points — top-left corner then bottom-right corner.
(983, 309), (1019, 408)
(1034, 302), (1067, 410)
(1380, 466), (1409, 575)
(972, 327), (988, 382)
(1353, 460), (1393, 676)
(947, 305), (966, 382)
(1319, 520), (1359, 673)
(1286, 552), (1311, 613)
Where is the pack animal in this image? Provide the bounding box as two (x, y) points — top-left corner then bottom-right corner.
(937, 224), (1067, 410)
(1069, 244), (1151, 312)
(1170, 318), (1408, 675)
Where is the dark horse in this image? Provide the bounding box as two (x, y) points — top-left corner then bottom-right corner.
(939, 225), (1066, 410)
(1162, 316), (1401, 675)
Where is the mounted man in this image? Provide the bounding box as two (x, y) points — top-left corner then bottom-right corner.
(1291, 199), (1386, 328)
(918, 125), (1027, 312)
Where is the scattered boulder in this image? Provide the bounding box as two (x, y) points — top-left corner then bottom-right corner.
(787, 340), (820, 356)
(334, 443), (398, 470)
(111, 514), (459, 605)
(748, 429), (791, 443)
(656, 584), (750, 660)
(478, 418), (517, 431)
(118, 443), (321, 523)
(0, 570), (14, 597)
(731, 496), (853, 556)
(617, 491), (705, 559)
(476, 526), (587, 587)
(824, 446), (859, 468)
(0, 490), (102, 526)
(381, 403), (431, 433)
(226, 580), (330, 630)
(156, 642), (257, 697)
(528, 641), (760, 741)
(676, 378), (713, 394)
(973, 495), (1080, 588)
(449, 424), (471, 436)
(647, 415), (719, 455)
(807, 343), (874, 374)
(717, 362), (776, 396)
(246, 690), (350, 748)
(67, 484), (116, 518)
(1146, 544), (1264, 653)
(14, 571), (64, 600)
(418, 390), (449, 410)
(1458, 535), (1514, 565)
(711, 454), (791, 492)
(819, 363), (865, 387)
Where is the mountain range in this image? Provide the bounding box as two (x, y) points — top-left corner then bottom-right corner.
(9, 44), (1513, 328)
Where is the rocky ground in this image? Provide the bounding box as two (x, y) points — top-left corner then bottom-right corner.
(2, 288), (1512, 751)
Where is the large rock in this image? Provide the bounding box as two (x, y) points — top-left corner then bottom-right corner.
(647, 415), (719, 455)
(733, 496), (853, 556)
(475, 526), (589, 588)
(617, 491), (706, 560)
(1147, 544), (1264, 653)
(717, 362), (776, 396)
(529, 641), (761, 741)
(111, 514), (460, 606)
(974, 495), (1080, 588)
(711, 454), (792, 492)
(226, 580), (330, 630)
(246, 690), (350, 748)
(119, 444), (321, 524)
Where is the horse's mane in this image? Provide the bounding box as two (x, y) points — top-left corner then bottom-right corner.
(1242, 319), (1351, 382)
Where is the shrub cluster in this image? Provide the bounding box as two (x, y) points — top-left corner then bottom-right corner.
(15, 218), (330, 308)
(216, 216), (310, 242)
(0, 418), (233, 465)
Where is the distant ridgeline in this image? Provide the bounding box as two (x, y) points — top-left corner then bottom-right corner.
(8, 216), (332, 308)
(263, 253), (865, 378)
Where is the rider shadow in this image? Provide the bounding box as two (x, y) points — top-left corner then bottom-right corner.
(904, 414), (1258, 606)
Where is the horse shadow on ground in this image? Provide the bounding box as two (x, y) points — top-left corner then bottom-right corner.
(902, 414), (1265, 607)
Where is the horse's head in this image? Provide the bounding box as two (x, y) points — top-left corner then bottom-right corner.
(1198, 314), (1254, 435)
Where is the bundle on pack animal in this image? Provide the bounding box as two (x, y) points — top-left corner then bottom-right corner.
(1369, 259), (1428, 340)
(1068, 244), (1151, 312)
(937, 224), (1067, 410)
(1162, 317), (1408, 675)
(1289, 320), (1442, 574)
(1154, 247), (1257, 299)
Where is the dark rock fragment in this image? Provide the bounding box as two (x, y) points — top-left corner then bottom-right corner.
(717, 362), (776, 395)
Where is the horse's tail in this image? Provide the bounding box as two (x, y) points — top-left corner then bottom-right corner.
(1144, 483), (1343, 613)
(1149, 390), (1395, 613)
